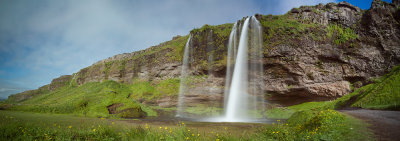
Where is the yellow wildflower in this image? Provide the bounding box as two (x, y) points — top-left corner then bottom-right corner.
(192, 134), (194, 136)
(93, 129), (96, 132)
(159, 127), (162, 129)
(68, 126), (72, 129)
(216, 139), (220, 141)
(198, 133), (200, 136)
(186, 137), (189, 140)
(112, 122), (115, 125)
(165, 127), (168, 130)
(101, 117), (105, 120)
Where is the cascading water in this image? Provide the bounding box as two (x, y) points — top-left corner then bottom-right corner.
(224, 16), (265, 122)
(223, 22), (238, 109)
(176, 16), (265, 122)
(176, 35), (192, 117)
(224, 17), (251, 121)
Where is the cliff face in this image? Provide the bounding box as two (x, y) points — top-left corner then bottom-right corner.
(74, 36), (189, 85)
(262, 1), (400, 98)
(9, 0), (400, 105)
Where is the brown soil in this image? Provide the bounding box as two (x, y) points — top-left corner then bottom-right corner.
(340, 109), (400, 141)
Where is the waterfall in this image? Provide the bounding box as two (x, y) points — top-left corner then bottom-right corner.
(224, 16), (265, 122)
(176, 35), (192, 117)
(207, 30), (214, 77)
(176, 15), (265, 122)
(223, 22), (238, 109)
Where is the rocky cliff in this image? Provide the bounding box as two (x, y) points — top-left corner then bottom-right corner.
(9, 0), (400, 107)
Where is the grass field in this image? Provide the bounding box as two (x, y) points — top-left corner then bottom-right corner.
(0, 108), (373, 141)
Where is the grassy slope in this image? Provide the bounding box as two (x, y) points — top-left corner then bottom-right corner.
(268, 65), (400, 119)
(334, 65), (400, 110)
(2, 78), (183, 118)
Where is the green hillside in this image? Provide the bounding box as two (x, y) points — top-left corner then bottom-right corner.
(2, 79), (184, 118)
(334, 65), (400, 110)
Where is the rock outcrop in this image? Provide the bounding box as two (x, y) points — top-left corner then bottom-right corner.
(49, 75), (72, 91)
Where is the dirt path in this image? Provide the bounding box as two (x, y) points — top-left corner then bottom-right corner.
(340, 109), (400, 141)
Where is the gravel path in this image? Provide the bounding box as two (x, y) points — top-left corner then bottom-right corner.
(340, 109), (400, 141)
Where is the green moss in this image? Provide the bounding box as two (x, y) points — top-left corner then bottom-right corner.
(326, 24), (358, 45)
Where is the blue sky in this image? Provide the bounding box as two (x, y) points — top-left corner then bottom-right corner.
(0, 0), (391, 99)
